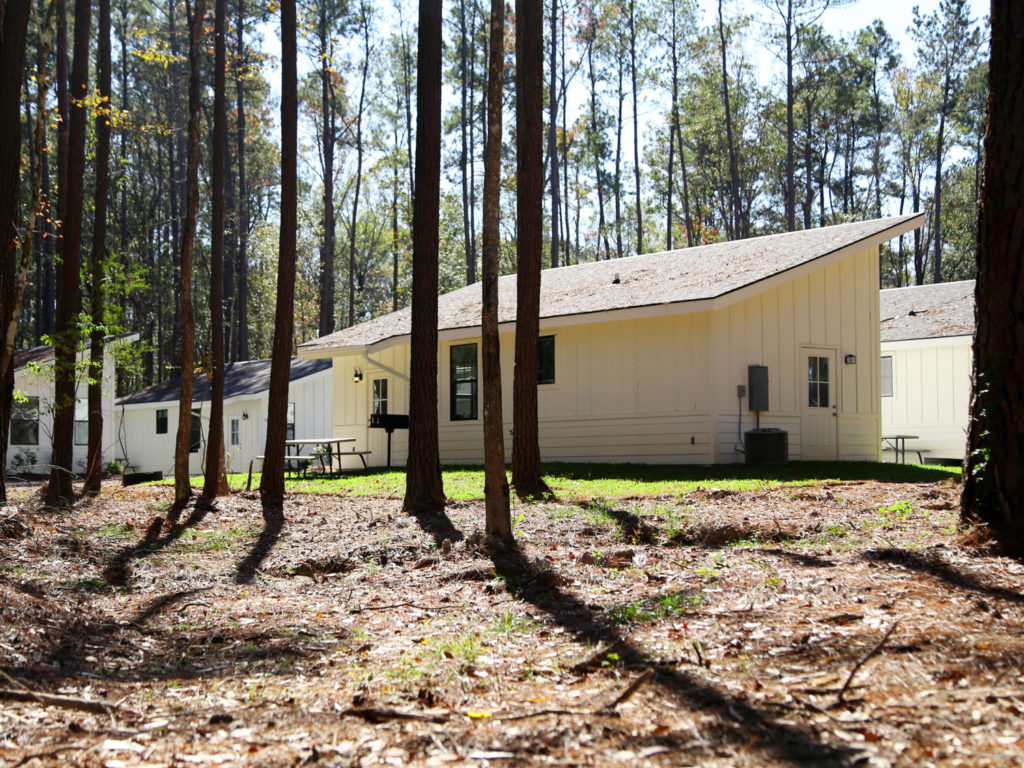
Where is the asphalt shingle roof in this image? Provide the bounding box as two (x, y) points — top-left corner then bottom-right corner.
(880, 280), (975, 342)
(118, 357), (331, 406)
(301, 215), (923, 355)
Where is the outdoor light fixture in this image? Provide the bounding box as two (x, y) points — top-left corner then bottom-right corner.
(844, 354), (857, 365)
(353, 368), (364, 383)
(242, 411), (249, 420)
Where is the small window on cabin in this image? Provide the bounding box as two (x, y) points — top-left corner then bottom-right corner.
(230, 418), (241, 446)
(450, 343), (478, 421)
(373, 379), (388, 415)
(11, 396), (40, 446)
(73, 400), (88, 445)
(538, 336), (555, 385)
(156, 409), (168, 434)
(286, 402), (296, 440)
(881, 356), (893, 398)
(189, 410), (202, 453)
(807, 356), (830, 408)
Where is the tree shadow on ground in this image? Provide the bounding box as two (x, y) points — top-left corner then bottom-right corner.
(408, 506), (465, 547)
(761, 548), (837, 568)
(488, 541), (862, 767)
(578, 500), (659, 544)
(863, 548), (1024, 604)
(235, 504), (284, 584)
(101, 503), (209, 587)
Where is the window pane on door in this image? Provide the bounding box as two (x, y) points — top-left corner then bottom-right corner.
(807, 355), (830, 408)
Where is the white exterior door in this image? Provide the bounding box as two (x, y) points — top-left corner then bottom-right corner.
(801, 348), (838, 460)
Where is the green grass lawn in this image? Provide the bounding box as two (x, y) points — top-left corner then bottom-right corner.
(225, 460), (959, 502)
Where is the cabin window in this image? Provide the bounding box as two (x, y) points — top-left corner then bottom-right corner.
(11, 396), (39, 445)
(230, 418), (240, 446)
(286, 402), (296, 440)
(450, 343), (478, 421)
(538, 336), (555, 385)
(807, 356), (830, 408)
(156, 408), (168, 434)
(881, 356), (893, 398)
(373, 378), (388, 415)
(189, 410), (202, 453)
(73, 400), (89, 445)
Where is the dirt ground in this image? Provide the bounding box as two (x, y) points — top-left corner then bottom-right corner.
(1, 476), (1023, 767)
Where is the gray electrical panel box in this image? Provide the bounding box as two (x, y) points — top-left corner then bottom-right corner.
(748, 365), (769, 412)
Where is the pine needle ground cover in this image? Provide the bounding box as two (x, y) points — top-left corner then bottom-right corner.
(2, 469), (1022, 767)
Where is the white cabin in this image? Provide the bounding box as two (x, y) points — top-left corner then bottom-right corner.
(6, 335), (138, 475)
(880, 280), (974, 463)
(300, 216), (924, 467)
(116, 357), (332, 476)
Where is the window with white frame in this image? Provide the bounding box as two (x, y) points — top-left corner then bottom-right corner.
(881, 356), (893, 398)
(230, 418), (241, 446)
(286, 402), (296, 440)
(74, 400), (88, 445)
(11, 396), (39, 445)
(373, 378), (388, 415)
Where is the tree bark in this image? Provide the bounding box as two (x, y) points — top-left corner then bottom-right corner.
(84, 0), (112, 494)
(481, 0), (510, 541)
(511, 0), (548, 499)
(234, 0), (249, 361)
(259, 0), (297, 520)
(173, 0), (207, 508)
(202, 0), (228, 500)
(547, 0), (560, 269)
(47, 0), (90, 506)
(628, 0), (642, 255)
(960, 0), (1024, 554)
(719, 0), (742, 239)
(0, 0), (32, 503)
(403, 0), (446, 513)
(317, 1), (335, 337)
(347, 4), (370, 328)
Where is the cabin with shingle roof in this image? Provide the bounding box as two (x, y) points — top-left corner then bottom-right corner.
(880, 280), (974, 463)
(300, 215), (923, 466)
(6, 334), (138, 475)
(115, 357), (332, 476)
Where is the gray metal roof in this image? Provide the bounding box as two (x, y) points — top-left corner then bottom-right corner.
(118, 357), (331, 406)
(880, 280), (975, 342)
(301, 215), (923, 355)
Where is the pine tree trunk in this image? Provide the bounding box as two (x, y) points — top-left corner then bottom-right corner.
(0, 0), (31, 503)
(719, 0), (742, 239)
(511, 0), (547, 499)
(259, 0), (297, 520)
(84, 0), (112, 494)
(960, 0), (1024, 554)
(628, 0), (642, 255)
(202, 0), (228, 500)
(173, 0), (207, 508)
(234, 0), (249, 361)
(481, 0), (510, 540)
(403, 0), (445, 513)
(47, 0), (90, 507)
(347, 7), (369, 328)
(547, 0), (559, 269)
(318, 5), (335, 336)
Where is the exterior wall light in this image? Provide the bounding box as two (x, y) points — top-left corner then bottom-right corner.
(353, 368), (364, 383)
(844, 354), (857, 365)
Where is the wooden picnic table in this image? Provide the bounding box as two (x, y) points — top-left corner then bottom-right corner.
(882, 434), (920, 464)
(285, 437), (359, 475)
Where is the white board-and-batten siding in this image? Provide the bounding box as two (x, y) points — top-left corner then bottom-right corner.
(880, 335), (972, 460)
(328, 245), (881, 466)
(117, 368), (332, 475)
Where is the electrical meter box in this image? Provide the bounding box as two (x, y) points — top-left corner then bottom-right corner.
(748, 365), (769, 412)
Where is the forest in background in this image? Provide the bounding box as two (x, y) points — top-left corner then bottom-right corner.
(8, 0), (987, 393)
